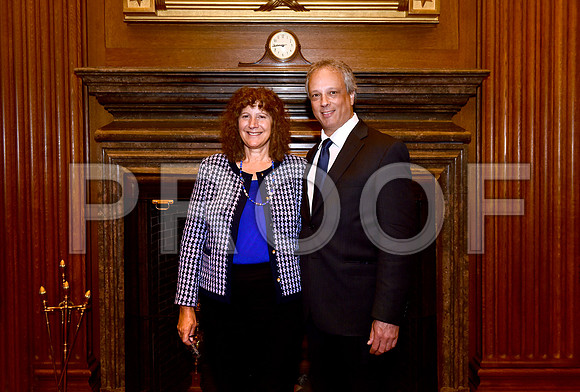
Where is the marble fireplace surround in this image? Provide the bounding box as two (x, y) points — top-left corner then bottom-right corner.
(76, 67), (488, 392)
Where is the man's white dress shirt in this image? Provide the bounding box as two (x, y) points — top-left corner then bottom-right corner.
(307, 113), (359, 213)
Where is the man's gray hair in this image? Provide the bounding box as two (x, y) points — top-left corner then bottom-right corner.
(305, 59), (358, 97)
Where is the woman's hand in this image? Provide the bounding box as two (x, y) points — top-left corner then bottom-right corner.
(177, 305), (197, 346)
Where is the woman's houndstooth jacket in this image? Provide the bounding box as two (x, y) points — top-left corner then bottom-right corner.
(175, 153), (306, 307)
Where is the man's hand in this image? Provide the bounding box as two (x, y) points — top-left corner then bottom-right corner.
(177, 305), (197, 346)
(367, 320), (399, 355)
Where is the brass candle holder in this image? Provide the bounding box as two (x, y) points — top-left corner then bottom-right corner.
(39, 259), (90, 392)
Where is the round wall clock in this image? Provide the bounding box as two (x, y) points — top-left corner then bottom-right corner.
(238, 29), (311, 67)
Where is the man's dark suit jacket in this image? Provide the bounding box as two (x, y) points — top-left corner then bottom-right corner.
(300, 120), (418, 337)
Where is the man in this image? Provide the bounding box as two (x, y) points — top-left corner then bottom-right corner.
(300, 59), (418, 391)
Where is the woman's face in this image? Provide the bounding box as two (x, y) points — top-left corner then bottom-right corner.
(238, 103), (273, 154)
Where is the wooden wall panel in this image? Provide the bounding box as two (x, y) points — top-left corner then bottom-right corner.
(472, 0), (580, 390)
(0, 0), (91, 390)
(89, 0), (475, 70)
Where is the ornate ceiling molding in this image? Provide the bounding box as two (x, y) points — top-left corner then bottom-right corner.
(123, 0), (440, 23)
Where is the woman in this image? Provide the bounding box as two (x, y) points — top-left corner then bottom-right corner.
(175, 87), (306, 392)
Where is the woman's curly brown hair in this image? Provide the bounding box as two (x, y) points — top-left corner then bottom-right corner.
(221, 87), (291, 162)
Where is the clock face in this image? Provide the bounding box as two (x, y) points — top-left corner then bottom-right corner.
(268, 31), (297, 61)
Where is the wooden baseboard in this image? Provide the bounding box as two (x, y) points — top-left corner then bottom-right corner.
(33, 366), (92, 392)
(475, 368), (580, 391)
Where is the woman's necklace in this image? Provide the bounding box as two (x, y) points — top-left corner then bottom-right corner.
(239, 160), (274, 206)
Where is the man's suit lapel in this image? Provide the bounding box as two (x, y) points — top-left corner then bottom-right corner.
(311, 121), (369, 216)
(327, 121), (368, 184)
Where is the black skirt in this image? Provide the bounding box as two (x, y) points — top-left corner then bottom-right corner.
(198, 262), (303, 392)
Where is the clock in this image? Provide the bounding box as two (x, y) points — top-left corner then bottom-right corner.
(268, 30), (298, 61)
(239, 29), (311, 67)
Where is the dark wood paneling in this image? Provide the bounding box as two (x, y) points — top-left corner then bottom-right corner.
(471, 0), (580, 390)
(0, 0), (91, 390)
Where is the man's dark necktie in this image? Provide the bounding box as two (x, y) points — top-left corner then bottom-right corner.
(312, 138), (333, 209)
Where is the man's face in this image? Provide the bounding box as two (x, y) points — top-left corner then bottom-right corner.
(308, 67), (355, 136)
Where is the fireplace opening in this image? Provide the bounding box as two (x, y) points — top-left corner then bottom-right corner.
(124, 197), (198, 391)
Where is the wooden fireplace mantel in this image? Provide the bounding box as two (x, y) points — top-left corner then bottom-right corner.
(76, 67), (488, 392)
(76, 67), (486, 119)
